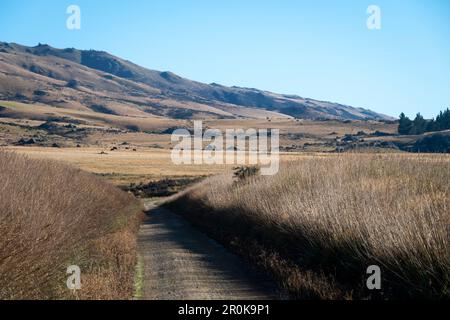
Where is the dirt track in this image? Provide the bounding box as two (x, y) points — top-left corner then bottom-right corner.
(136, 202), (280, 300)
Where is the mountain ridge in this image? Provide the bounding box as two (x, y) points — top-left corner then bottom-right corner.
(0, 42), (393, 121)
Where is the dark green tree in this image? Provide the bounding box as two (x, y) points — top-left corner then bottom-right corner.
(398, 108), (450, 135)
(410, 113), (427, 135)
(426, 118), (437, 132)
(398, 113), (413, 135)
(435, 108), (450, 131)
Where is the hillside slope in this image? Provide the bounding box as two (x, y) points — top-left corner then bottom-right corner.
(0, 42), (391, 120)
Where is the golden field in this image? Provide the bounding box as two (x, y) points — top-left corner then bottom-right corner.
(2, 100), (449, 300)
(3, 146), (328, 184)
(167, 153), (450, 299)
(0, 100), (402, 153)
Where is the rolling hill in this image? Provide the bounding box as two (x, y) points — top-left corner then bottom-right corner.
(0, 42), (391, 121)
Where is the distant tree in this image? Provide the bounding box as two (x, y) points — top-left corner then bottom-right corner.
(443, 108), (450, 129)
(398, 113), (413, 135)
(426, 118), (437, 132)
(398, 108), (450, 135)
(435, 108), (450, 131)
(410, 113), (427, 135)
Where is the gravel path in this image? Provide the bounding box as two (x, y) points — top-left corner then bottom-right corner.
(136, 202), (280, 300)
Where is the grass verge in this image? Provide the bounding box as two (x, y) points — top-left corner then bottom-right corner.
(165, 153), (449, 299)
(0, 150), (144, 299)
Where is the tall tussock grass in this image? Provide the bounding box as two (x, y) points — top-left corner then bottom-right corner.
(0, 151), (142, 299)
(167, 154), (449, 299)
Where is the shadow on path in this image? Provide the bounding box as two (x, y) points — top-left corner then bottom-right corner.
(137, 203), (282, 300)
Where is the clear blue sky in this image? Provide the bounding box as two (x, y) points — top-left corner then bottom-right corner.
(1, 0), (449, 118)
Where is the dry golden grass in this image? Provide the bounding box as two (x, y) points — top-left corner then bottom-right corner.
(167, 153), (450, 299)
(0, 151), (143, 299)
(4, 146), (314, 185)
(0, 100), (182, 131)
(4, 146), (232, 184)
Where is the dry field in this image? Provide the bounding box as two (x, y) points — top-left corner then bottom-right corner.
(0, 151), (143, 299)
(2, 99), (448, 300)
(0, 100), (400, 153)
(3, 146), (317, 185)
(167, 153), (450, 299)
(0, 100), (401, 185)
(2, 146), (230, 185)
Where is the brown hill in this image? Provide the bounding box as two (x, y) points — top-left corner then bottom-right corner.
(0, 42), (392, 120)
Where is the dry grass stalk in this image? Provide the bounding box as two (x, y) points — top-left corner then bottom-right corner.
(0, 151), (143, 299)
(168, 153), (450, 299)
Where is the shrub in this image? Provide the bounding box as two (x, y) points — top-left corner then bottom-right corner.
(125, 124), (140, 132)
(66, 79), (78, 88)
(33, 90), (47, 96)
(233, 165), (260, 181)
